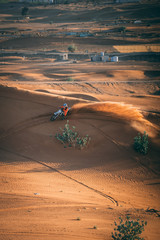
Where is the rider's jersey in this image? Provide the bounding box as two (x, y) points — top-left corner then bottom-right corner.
(61, 106), (68, 116)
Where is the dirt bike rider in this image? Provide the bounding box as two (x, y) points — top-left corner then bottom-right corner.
(60, 103), (69, 118)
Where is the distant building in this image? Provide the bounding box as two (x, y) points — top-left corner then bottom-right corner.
(111, 56), (118, 62)
(91, 53), (118, 62)
(58, 53), (68, 61)
(91, 55), (109, 62)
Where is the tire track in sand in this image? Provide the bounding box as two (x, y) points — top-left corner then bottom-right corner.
(0, 147), (118, 206)
(0, 111), (120, 206)
(0, 113), (51, 140)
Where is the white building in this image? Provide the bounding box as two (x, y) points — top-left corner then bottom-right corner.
(91, 53), (118, 62)
(58, 53), (68, 61)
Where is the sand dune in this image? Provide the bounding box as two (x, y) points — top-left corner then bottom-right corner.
(0, 59), (160, 240)
(72, 102), (159, 138)
(0, 1), (160, 239)
(0, 85), (160, 240)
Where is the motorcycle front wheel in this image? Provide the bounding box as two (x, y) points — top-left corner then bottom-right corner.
(50, 115), (57, 121)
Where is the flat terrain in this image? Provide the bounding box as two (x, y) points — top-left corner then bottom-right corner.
(0, 1), (160, 240)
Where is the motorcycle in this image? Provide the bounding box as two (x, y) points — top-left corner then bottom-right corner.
(50, 107), (71, 121)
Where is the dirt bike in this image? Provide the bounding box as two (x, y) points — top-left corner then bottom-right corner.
(50, 107), (71, 121)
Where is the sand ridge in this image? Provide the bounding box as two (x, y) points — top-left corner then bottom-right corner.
(0, 1), (160, 239)
(0, 85), (160, 239)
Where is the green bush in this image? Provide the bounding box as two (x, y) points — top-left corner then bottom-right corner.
(134, 131), (149, 155)
(66, 77), (74, 81)
(68, 44), (77, 53)
(120, 26), (126, 33)
(55, 120), (90, 149)
(21, 7), (29, 17)
(112, 216), (147, 240)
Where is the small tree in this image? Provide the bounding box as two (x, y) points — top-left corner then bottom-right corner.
(120, 26), (126, 34)
(66, 77), (74, 82)
(68, 44), (77, 53)
(21, 7), (29, 17)
(134, 131), (149, 155)
(112, 216), (147, 240)
(55, 120), (90, 149)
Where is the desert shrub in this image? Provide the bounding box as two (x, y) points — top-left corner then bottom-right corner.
(120, 26), (126, 33)
(68, 44), (77, 53)
(21, 7), (29, 17)
(66, 77), (74, 81)
(112, 216), (147, 240)
(55, 120), (90, 149)
(134, 131), (149, 155)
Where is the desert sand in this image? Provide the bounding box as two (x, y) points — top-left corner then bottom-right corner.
(0, 1), (160, 240)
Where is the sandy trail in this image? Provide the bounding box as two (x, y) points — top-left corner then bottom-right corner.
(0, 85), (160, 240)
(0, 54), (160, 240)
(0, 1), (160, 239)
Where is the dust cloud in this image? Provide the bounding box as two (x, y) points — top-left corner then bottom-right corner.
(72, 102), (159, 137)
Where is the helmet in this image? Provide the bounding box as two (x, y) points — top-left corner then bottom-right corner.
(63, 103), (68, 107)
